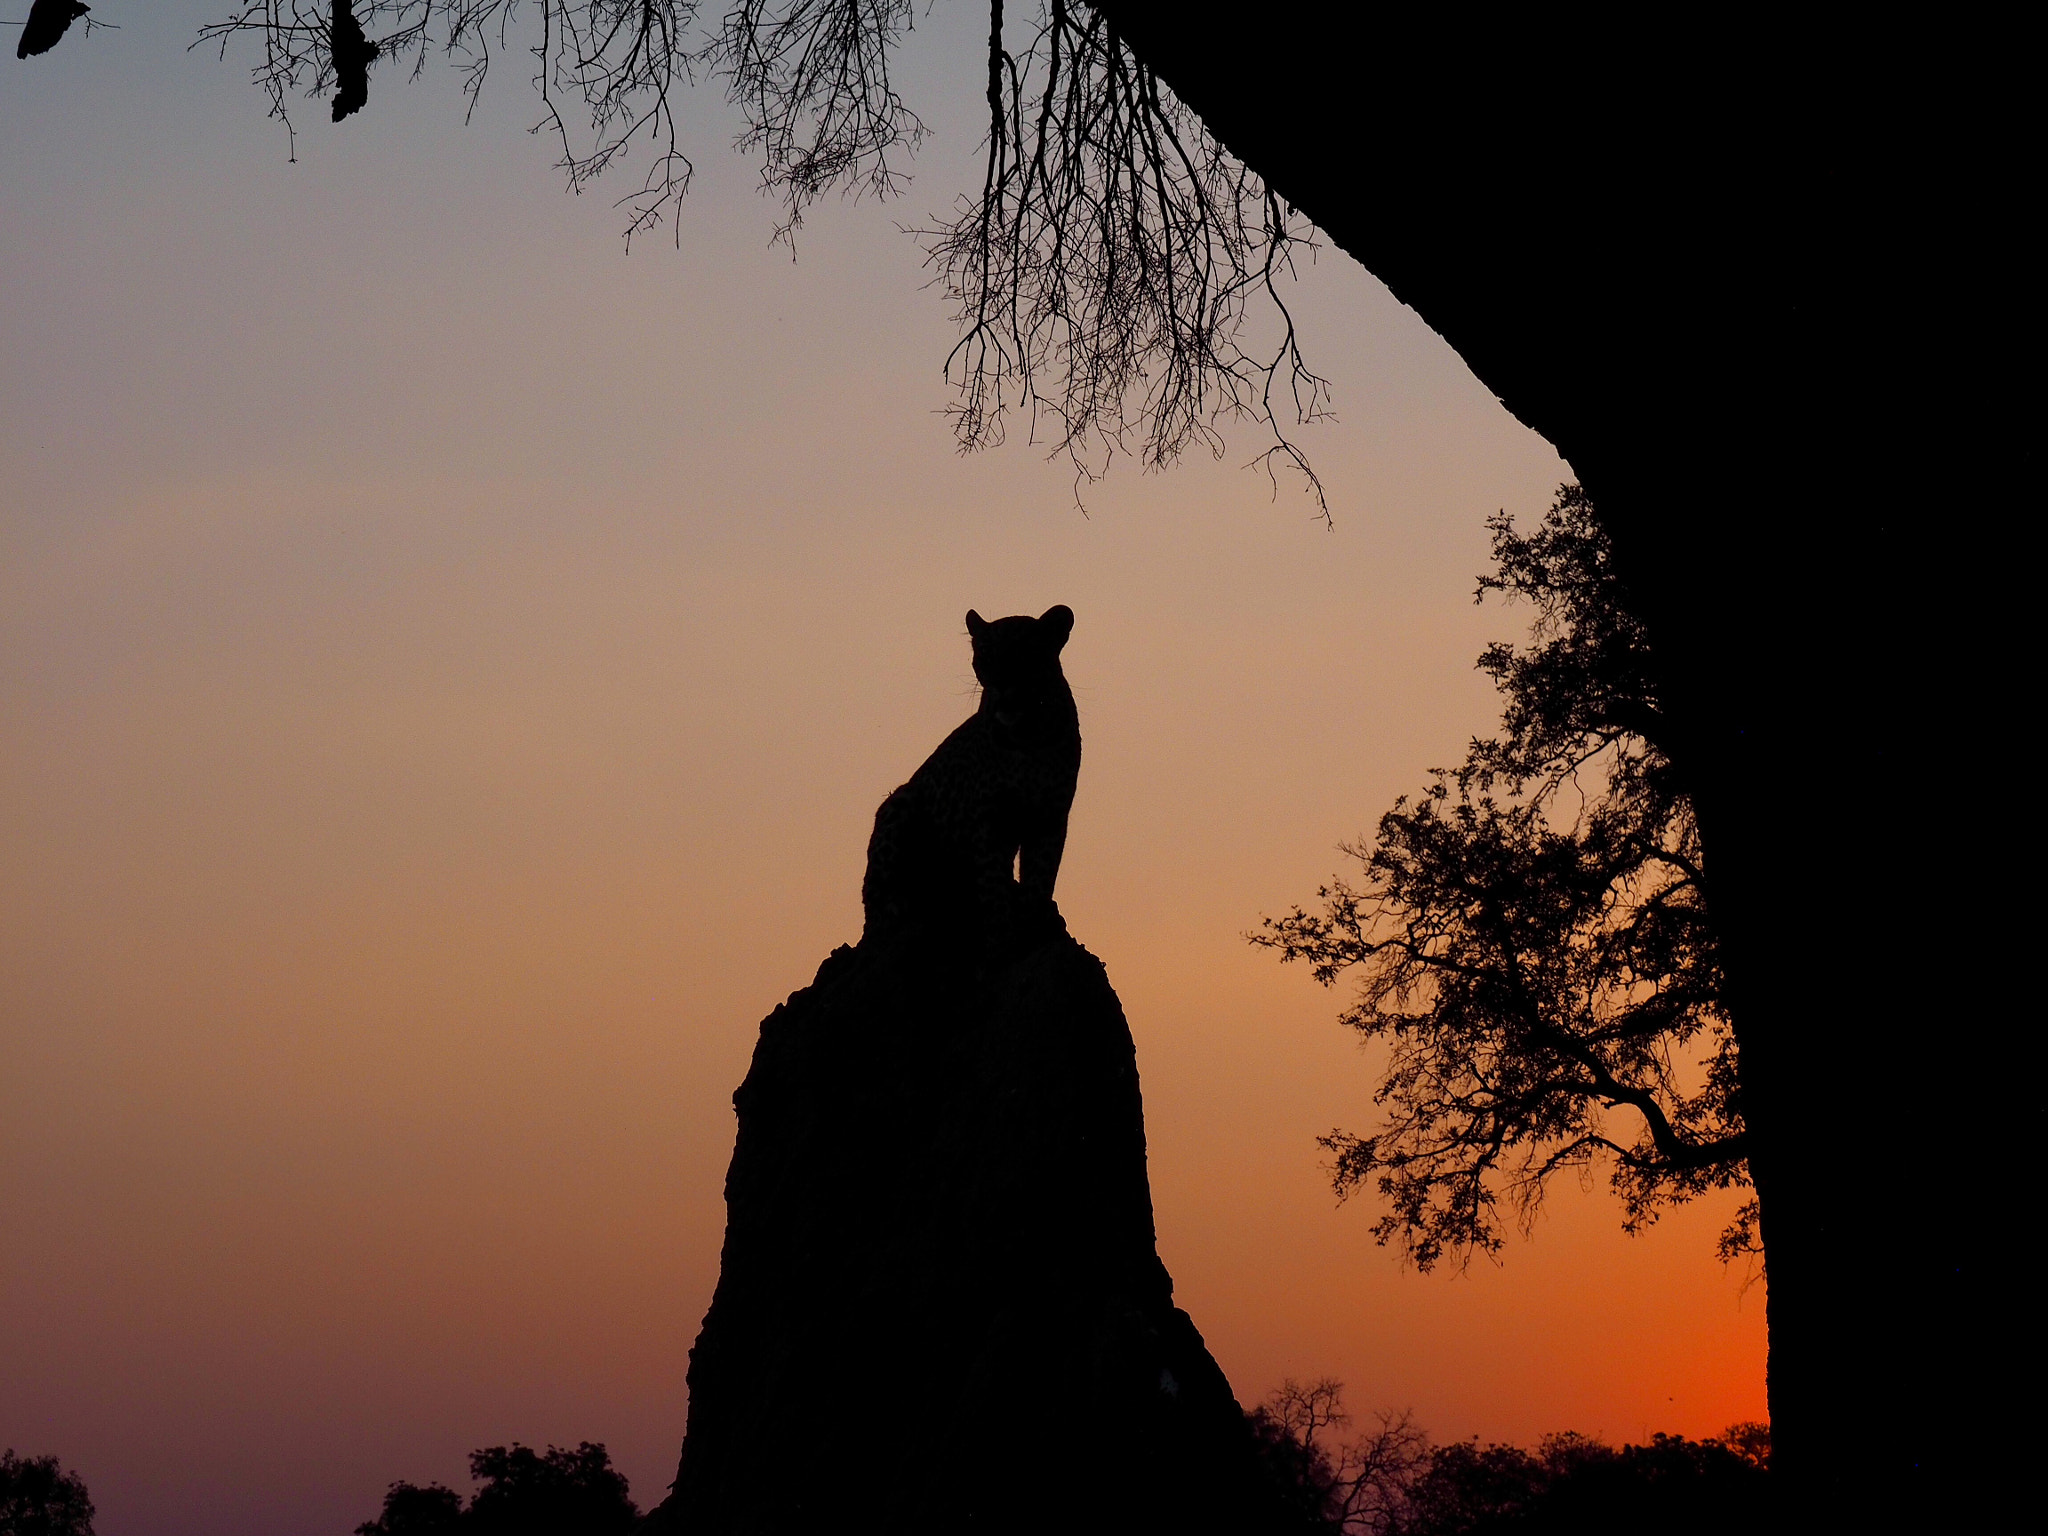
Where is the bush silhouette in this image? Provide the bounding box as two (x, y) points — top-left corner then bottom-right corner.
(354, 1443), (635, 1536)
(1244, 1381), (1770, 1535)
(1402, 1429), (1769, 1534)
(0, 1449), (95, 1536)
(353, 1480), (462, 1536)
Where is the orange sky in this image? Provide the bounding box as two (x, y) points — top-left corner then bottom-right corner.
(0, 9), (1764, 1533)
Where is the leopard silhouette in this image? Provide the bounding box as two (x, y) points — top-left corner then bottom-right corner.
(861, 606), (1081, 939)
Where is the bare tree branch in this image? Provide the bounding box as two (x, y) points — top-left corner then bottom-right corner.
(197, 3), (699, 239)
(921, 0), (1331, 509)
(196, 2), (1330, 498)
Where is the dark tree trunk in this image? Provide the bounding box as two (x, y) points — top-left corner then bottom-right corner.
(1096, 3), (2025, 1523)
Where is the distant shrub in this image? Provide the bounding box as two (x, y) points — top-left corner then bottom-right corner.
(354, 1442), (636, 1536)
(354, 1479), (462, 1536)
(1247, 1380), (1772, 1536)
(0, 1449), (95, 1536)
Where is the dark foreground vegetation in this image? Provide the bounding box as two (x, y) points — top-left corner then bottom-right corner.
(2, 1392), (1765, 1536)
(0, 1449), (94, 1536)
(338, 1386), (1765, 1536)
(1250, 1382), (1770, 1536)
(354, 1443), (637, 1535)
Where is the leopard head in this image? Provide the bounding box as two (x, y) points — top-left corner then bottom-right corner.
(965, 606), (1074, 710)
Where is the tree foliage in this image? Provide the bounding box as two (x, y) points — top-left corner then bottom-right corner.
(353, 1441), (636, 1536)
(179, 1), (1324, 501)
(0, 1450), (95, 1536)
(1246, 1382), (1771, 1536)
(1255, 487), (1753, 1270)
(1398, 1427), (1770, 1536)
(354, 1479), (463, 1536)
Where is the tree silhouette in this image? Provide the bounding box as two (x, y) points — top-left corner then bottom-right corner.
(0, 1450), (95, 1536)
(1243, 1384), (1771, 1536)
(1258, 487), (1754, 1270)
(1397, 1428), (1770, 1536)
(465, 1442), (636, 1536)
(1072, 15), (2008, 1519)
(1247, 1380), (1428, 1536)
(352, 1443), (635, 1536)
(354, 1480), (462, 1536)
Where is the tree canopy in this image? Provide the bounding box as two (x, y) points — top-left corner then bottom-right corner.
(0, 1449), (96, 1536)
(1257, 488), (1752, 1269)
(1246, 1380), (1771, 1536)
(353, 1441), (637, 1536)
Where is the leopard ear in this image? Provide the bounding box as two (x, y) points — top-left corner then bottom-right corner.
(1039, 605), (1074, 649)
(965, 610), (989, 637)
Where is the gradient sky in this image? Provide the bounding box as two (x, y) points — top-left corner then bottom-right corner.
(0, 8), (1765, 1534)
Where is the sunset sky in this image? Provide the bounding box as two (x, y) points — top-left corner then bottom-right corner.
(1, 8), (1764, 1533)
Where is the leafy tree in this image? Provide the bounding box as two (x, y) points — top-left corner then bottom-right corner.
(1396, 1440), (1546, 1536)
(354, 1480), (464, 1536)
(352, 1442), (635, 1536)
(0, 1450), (95, 1536)
(1256, 487), (1753, 1270)
(464, 1442), (637, 1536)
(1715, 1420), (1772, 1473)
(1398, 1427), (1770, 1536)
(1244, 1383), (1770, 1536)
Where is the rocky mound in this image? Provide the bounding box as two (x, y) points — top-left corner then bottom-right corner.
(644, 916), (1289, 1533)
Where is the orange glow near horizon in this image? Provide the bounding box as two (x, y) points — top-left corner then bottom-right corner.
(0, 11), (1763, 1534)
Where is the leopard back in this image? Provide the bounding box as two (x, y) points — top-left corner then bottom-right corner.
(861, 607), (1081, 937)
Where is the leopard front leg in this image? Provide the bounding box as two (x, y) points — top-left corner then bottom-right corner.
(966, 814), (1024, 926)
(860, 785), (914, 936)
(1018, 806), (1070, 904)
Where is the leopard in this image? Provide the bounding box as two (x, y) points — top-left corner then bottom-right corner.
(860, 606), (1082, 940)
